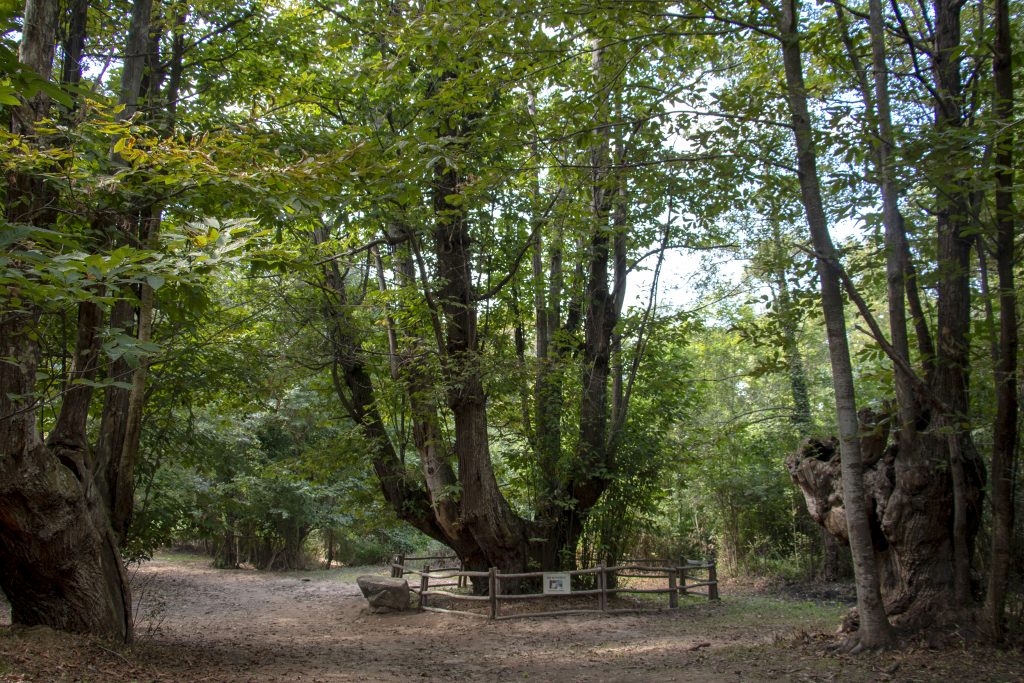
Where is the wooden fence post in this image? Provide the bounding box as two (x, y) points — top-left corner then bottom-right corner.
(459, 559), (466, 589)
(488, 567), (498, 619)
(680, 563), (688, 597)
(668, 568), (679, 609)
(598, 563), (607, 612)
(392, 553), (405, 578)
(420, 564), (430, 609)
(708, 558), (719, 601)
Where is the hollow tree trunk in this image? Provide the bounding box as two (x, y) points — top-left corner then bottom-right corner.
(787, 419), (964, 627)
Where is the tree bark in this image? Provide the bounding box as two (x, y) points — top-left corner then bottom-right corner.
(931, 0), (984, 609)
(866, 0), (919, 437)
(778, 0), (892, 649)
(0, 235), (132, 642)
(432, 134), (528, 572)
(981, 0), (1018, 642)
(0, 0), (165, 642)
(60, 0), (89, 88)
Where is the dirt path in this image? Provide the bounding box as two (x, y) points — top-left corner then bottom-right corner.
(2, 554), (1021, 682)
(130, 555), (746, 682)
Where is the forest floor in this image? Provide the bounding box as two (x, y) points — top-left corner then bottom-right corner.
(1, 551), (1021, 682)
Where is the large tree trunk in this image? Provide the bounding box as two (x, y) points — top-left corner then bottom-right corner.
(0, 0), (161, 642)
(431, 131), (529, 573)
(778, 0), (892, 649)
(787, 418), (966, 627)
(0, 310), (134, 641)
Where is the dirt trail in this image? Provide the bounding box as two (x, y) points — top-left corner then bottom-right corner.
(2, 554), (1021, 682)
(129, 556), (741, 682)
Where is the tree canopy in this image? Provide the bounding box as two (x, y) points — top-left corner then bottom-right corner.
(1, 0), (1021, 646)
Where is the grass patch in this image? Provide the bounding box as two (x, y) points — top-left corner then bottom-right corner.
(688, 593), (846, 628)
(302, 564), (391, 582)
(149, 550), (207, 563)
(148, 550), (391, 584)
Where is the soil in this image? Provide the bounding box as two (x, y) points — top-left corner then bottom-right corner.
(1, 553), (1021, 682)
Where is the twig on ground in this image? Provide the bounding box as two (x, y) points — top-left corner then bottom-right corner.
(94, 642), (136, 669)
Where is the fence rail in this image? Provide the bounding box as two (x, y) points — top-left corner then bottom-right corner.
(391, 553), (469, 588)
(390, 558), (718, 620)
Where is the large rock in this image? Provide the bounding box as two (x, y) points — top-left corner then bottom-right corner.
(356, 576), (410, 613)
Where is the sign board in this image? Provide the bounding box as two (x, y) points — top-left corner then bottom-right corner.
(542, 572), (571, 595)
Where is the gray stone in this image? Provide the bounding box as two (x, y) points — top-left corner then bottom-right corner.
(356, 575), (410, 613)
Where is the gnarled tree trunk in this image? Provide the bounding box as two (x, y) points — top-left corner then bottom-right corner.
(787, 411), (974, 629)
(0, 308), (134, 641)
(784, 0), (991, 639)
(0, 0), (160, 642)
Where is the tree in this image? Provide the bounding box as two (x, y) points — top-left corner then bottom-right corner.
(0, 0), (144, 641)
(779, 0), (1014, 637)
(293, 1), (692, 576)
(981, 0), (1018, 642)
(0, 0), (269, 639)
(775, 0), (892, 649)
(2, 0), (1017, 645)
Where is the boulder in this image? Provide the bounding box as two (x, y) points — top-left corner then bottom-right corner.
(356, 575), (410, 613)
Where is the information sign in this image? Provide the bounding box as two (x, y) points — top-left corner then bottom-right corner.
(542, 572), (571, 595)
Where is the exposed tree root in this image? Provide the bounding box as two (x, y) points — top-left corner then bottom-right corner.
(831, 633), (889, 654)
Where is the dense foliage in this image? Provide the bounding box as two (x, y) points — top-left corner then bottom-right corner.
(1, 0), (1021, 644)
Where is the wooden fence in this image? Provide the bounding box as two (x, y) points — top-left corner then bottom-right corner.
(389, 558), (719, 620)
(391, 553), (467, 588)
